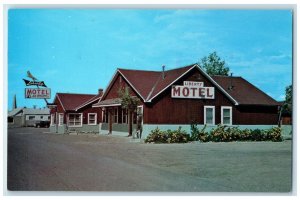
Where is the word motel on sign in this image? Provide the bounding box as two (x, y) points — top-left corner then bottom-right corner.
(172, 81), (214, 99)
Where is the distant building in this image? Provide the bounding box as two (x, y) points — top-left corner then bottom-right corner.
(8, 107), (50, 128)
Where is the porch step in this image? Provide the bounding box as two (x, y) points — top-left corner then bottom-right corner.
(68, 131), (78, 135)
(129, 138), (143, 143)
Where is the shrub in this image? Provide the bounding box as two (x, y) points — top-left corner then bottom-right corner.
(145, 127), (190, 143)
(263, 127), (283, 142)
(251, 129), (264, 141)
(210, 124), (229, 142)
(190, 122), (199, 141)
(146, 125), (283, 143)
(190, 123), (209, 142)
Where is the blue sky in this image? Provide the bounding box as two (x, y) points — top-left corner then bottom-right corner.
(8, 9), (292, 109)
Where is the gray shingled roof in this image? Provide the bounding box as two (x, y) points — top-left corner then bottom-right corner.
(8, 107), (50, 117)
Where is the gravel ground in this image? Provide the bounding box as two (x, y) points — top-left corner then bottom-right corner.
(7, 127), (292, 193)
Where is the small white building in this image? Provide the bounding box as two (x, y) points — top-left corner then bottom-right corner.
(8, 107), (50, 128)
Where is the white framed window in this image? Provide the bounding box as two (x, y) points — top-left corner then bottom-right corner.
(50, 114), (55, 126)
(204, 106), (215, 125)
(88, 113), (97, 125)
(122, 108), (128, 124)
(58, 113), (64, 126)
(68, 113), (83, 127)
(221, 106), (232, 125)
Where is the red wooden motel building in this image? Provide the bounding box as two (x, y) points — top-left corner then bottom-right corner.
(50, 63), (281, 138)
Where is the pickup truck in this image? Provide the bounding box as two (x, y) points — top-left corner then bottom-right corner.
(34, 121), (50, 128)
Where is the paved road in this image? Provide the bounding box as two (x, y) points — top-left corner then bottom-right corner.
(7, 127), (292, 192)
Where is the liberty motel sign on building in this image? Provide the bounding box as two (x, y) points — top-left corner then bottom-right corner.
(171, 81), (215, 99)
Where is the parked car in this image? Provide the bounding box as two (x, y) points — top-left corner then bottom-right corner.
(34, 121), (50, 128)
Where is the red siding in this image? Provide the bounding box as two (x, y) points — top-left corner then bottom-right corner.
(101, 67), (279, 126)
(104, 74), (144, 103)
(143, 68), (278, 125)
(50, 96), (102, 124)
(78, 106), (102, 124)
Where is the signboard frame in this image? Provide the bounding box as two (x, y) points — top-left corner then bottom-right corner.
(171, 81), (215, 99)
(25, 88), (51, 99)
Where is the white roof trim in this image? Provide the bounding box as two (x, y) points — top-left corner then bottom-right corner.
(146, 64), (197, 102)
(93, 103), (121, 108)
(118, 70), (146, 102)
(146, 64), (239, 105)
(56, 94), (66, 112)
(194, 64), (239, 105)
(75, 96), (102, 111)
(100, 69), (119, 101)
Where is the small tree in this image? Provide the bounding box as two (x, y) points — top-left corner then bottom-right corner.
(200, 51), (229, 76)
(118, 87), (140, 136)
(282, 84), (292, 115)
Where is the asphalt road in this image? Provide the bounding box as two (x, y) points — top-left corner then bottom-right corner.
(7, 127), (292, 192)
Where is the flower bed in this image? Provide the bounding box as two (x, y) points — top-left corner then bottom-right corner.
(145, 124), (283, 143)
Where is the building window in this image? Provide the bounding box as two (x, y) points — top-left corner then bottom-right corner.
(50, 114), (55, 126)
(88, 113), (97, 125)
(8, 117), (14, 123)
(113, 107), (118, 123)
(41, 116), (44, 119)
(28, 116), (35, 120)
(58, 113), (64, 126)
(204, 106), (215, 125)
(48, 116), (51, 120)
(68, 113), (82, 127)
(221, 106), (232, 125)
(122, 109), (128, 124)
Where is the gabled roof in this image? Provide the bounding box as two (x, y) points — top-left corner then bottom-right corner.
(75, 93), (103, 111)
(101, 63), (279, 106)
(55, 93), (96, 111)
(23, 108), (50, 115)
(118, 64), (195, 102)
(211, 76), (280, 106)
(93, 98), (122, 107)
(8, 107), (25, 117)
(8, 107), (50, 117)
(101, 64), (197, 102)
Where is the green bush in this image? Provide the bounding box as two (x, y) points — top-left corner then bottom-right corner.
(145, 127), (190, 143)
(189, 124), (283, 143)
(146, 125), (283, 143)
(263, 127), (283, 142)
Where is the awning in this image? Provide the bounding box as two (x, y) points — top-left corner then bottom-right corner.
(92, 98), (122, 107)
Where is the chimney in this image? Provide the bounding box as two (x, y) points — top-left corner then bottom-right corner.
(228, 73), (234, 90)
(98, 88), (104, 96)
(162, 65), (166, 79)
